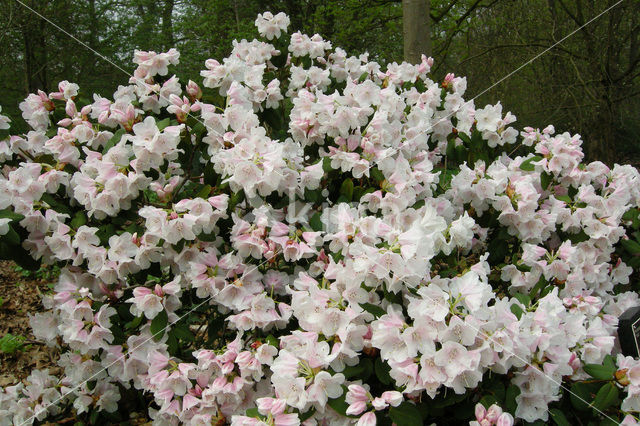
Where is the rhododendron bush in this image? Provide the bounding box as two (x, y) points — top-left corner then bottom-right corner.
(2, 11), (640, 426)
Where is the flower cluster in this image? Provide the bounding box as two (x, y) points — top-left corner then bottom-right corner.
(1, 10), (640, 426)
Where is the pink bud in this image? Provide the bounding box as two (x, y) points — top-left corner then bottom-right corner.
(475, 403), (487, 421)
(357, 412), (376, 426)
(345, 401), (367, 416)
(486, 404), (503, 422)
(496, 413), (514, 426)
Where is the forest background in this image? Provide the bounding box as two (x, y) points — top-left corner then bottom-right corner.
(0, 0), (638, 165)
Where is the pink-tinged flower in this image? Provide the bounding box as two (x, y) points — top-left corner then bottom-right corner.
(127, 286), (164, 319)
(356, 411), (377, 426)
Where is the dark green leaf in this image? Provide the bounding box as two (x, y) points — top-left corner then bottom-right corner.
(592, 382), (618, 411)
(583, 364), (615, 380)
(457, 132), (471, 145)
(375, 357), (392, 385)
(228, 189), (245, 211)
(340, 178), (354, 201)
(157, 117), (171, 131)
(150, 309), (168, 341)
(388, 402), (422, 426)
(299, 407), (316, 422)
(570, 382), (593, 411)
(70, 211), (87, 229)
(196, 184), (212, 199)
(549, 408), (571, 426)
(510, 303), (524, 320)
(327, 386), (355, 417)
(305, 189), (322, 203)
(621, 239), (640, 255)
(519, 156), (542, 171)
(360, 302), (386, 318)
(2, 226), (20, 246)
(102, 128), (126, 154)
(266, 334), (279, 348)
(309, 212), (323, 232)
(504, 385), (520, 414)
(125, 315), (144, 330)
(541, 171), (553, 191)
(513, 293), (531, 306)
(0, 209), (24, 222)
(171, 323), (195, 342)
(370, 167), (384, 183)
(245, 407), (260, 418)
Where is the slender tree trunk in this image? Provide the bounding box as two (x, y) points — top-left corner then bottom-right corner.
(162, 0), (175, 49)
(402, 0), (431, 63)
(22, 1), (48, 93)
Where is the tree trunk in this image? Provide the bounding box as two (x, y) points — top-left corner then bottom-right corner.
(403, 0), (431, 64)
(22, 1), (48, 93)
(162, 0), (175, 49)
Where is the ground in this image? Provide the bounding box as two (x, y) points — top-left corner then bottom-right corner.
(0, 261), (59, 387)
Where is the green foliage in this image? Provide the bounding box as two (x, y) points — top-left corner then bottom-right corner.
(0, 333), (28, 354)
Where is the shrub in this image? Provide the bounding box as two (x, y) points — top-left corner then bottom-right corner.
(0, 11), (639, 426)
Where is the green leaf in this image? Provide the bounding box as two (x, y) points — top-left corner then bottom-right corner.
(375, 357), (392, 385)
(592, 382), (618, 411)
(265, 334), (279, 348)
(370, 167), (384, 183)
(309, 212), (323, 232)
(70, 211), (87, 229)
(549, 409), (571, 426)
(510, 303), (524, 320)
(504, 385), (520, 414)
(570, 382), (593, 411)
(513, 293), (531, 306)
(556, 195), (572, 203)
(360, 302), (386, 318)
(245, 407), (260, 418)
(322, 157), (333, 173)
(299, 407), (316, 422)
(457, 132), (472, 145)
(541, 171), (553, 190)
(479, 395), (498, 409)
(622, 208), (639, 222)
(171, 323), (195, 342)
(603, 355), (616, 371)
(305, 189), (322, 203)
(96, 224), (116, 246)
(621, 238), (640, 255)
(568, 230), (590, 244)
(327, 386), (354, 417)
(157, 117), (171, 131)
(388, 402), (423, 426)
(0, 209), (24, 222)
(89, 409), (100, 425)
(2, 226), (21, 246)
(125, 315), (144, 330)
(343, 358), (373, 381)
(102, 128), (125, 154)
(228, 189), (245, 211)
(196, 184), (212, 199)
(150, 309), (168, 341)
(340, 178), (354, 201)
(519, 155), (542, 171)
(583, 364), (615, 380)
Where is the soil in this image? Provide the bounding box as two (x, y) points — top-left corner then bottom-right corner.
(0, 261), (60, 387)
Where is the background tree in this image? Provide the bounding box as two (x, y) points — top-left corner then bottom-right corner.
(0, 0), (638, 163)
